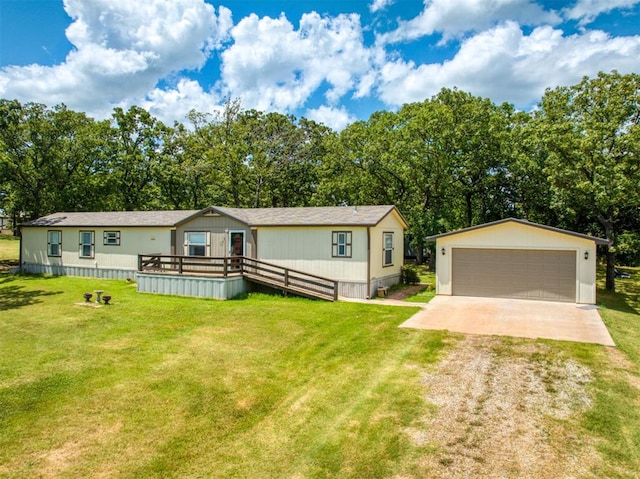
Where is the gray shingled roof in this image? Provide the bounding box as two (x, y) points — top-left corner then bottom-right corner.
(22, 205), (407, 229)
(21, 210), (199, 227)
(425, 218), (609, 245)
(211, 205), (405, 227)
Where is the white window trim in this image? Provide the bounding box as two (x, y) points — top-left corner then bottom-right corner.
(184, 231), (209, 256)
(47, 230), (62, 257)
(79, 231), (95, 259)
(383, 232), (394, 267)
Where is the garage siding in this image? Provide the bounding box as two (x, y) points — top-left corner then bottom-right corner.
(452, 248), (576, 302)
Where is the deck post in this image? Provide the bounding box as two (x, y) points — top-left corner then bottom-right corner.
(178, 256), (183, 274)
(333, 281), (339, 301)
(138, 254), (142, 271)
(223, 257), (228, 277)
(284, 269), (289, 287)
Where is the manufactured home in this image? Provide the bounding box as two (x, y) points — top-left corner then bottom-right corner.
(20, 205), (407, 300)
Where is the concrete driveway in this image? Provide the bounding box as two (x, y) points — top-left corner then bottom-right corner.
(400, 296), (615, 346)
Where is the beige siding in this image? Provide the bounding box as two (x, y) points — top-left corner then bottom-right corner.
(369, 212), (405, 285)
(21, 226), (173, 270)
(435, 222), (598, 304)
(176, 214), (254, 257)
(256, 226), (368, 281)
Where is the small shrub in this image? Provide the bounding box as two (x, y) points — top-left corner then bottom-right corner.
(401, 264), (420, 284)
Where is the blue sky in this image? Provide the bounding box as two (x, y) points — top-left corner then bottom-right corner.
(1, 0), (639, 130)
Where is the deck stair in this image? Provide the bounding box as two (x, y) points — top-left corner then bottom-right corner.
(138, 254), (338, 301)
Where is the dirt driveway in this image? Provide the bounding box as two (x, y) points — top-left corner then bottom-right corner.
(400, 296), (615, 346)
(406, 335), (601, 478)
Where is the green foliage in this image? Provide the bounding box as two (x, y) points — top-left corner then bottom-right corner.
(536, 71), (640, 290)
(1, 72), (638, 279)
(613, 231), (640, 266)
(0, 100), (113, 219)
(401, 264), (421, 284)
(0, 98), (331, 218)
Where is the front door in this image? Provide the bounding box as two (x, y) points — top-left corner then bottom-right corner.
(229, 231), (245, 257)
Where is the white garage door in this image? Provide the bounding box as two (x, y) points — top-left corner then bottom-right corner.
(452, 248), (576, 302)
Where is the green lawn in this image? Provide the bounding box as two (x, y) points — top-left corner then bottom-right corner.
(0, 267), (639, 478)
(0, 274), (447, 477)
(407, 266), (436, 303)
(0, 233), (19, 263)
(383, 265), (436, 303)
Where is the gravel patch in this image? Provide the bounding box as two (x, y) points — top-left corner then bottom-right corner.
(406, 336), (600, 478)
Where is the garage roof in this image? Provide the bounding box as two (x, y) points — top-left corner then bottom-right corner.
(425, 218), (609, 245)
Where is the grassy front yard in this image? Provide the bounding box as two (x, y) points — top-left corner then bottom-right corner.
(0, 233), (19, 265)
(0, 275), (446, 477)
(0, 266), (639, 477)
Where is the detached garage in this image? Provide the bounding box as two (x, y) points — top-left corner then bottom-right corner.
(427, 218), (609, 304)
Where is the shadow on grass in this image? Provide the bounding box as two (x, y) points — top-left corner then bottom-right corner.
(0, 275), (62, 311)
(598, 289), (640, 316)
(596, 266), (640, 315)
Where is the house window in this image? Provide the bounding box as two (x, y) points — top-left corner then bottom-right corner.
(186, 232), (206, 256)
(332, 231), (352, 258)
(103, 230), (121, 246)
(47, 230), (62, 257)
(79, 231), (95, 258)
(383, 232), (394, 266)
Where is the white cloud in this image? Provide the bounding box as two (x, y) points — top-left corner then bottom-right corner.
(563, 0), (640, 25)
(380, 0), (560, 43)
(141, 79), (223, 126)
(0, 0), (230, 119)
(376, 21), (640, 108)
(305, 105), (357, 131)
(1, 0), (638, 131)
(369, 0), (395, 13)
(219, 12), (373, 113)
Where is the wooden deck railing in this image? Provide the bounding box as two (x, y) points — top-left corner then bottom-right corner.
(138, 254), (338, 301)
(138, 254), (242, 276)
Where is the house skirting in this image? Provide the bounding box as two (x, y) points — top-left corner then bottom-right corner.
(20, 262), (399, 301)
(337, 281), (369, 299)
(136, 273), (248, 300)
(338, 273), (401, 299)
(369, 273), (402, 298)
(21, 263), (135, 280)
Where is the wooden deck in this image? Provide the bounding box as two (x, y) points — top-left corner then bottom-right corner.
(138, 255), (338, 301)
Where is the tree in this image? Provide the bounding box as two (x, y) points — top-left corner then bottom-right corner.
(247, 113), (325, 208)
(537, 71), (640, 291)
(0, 100), (111, 220)
(431, 88), (512, 227)
(328, 111), (413, 208)
(504, 111), (558, 225)
(394, 99), (457, 264)
(109, 106), (168, 210)
(155, 113), (218, 210)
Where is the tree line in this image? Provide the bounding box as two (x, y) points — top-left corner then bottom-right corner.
(1, 71), (639, 290)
